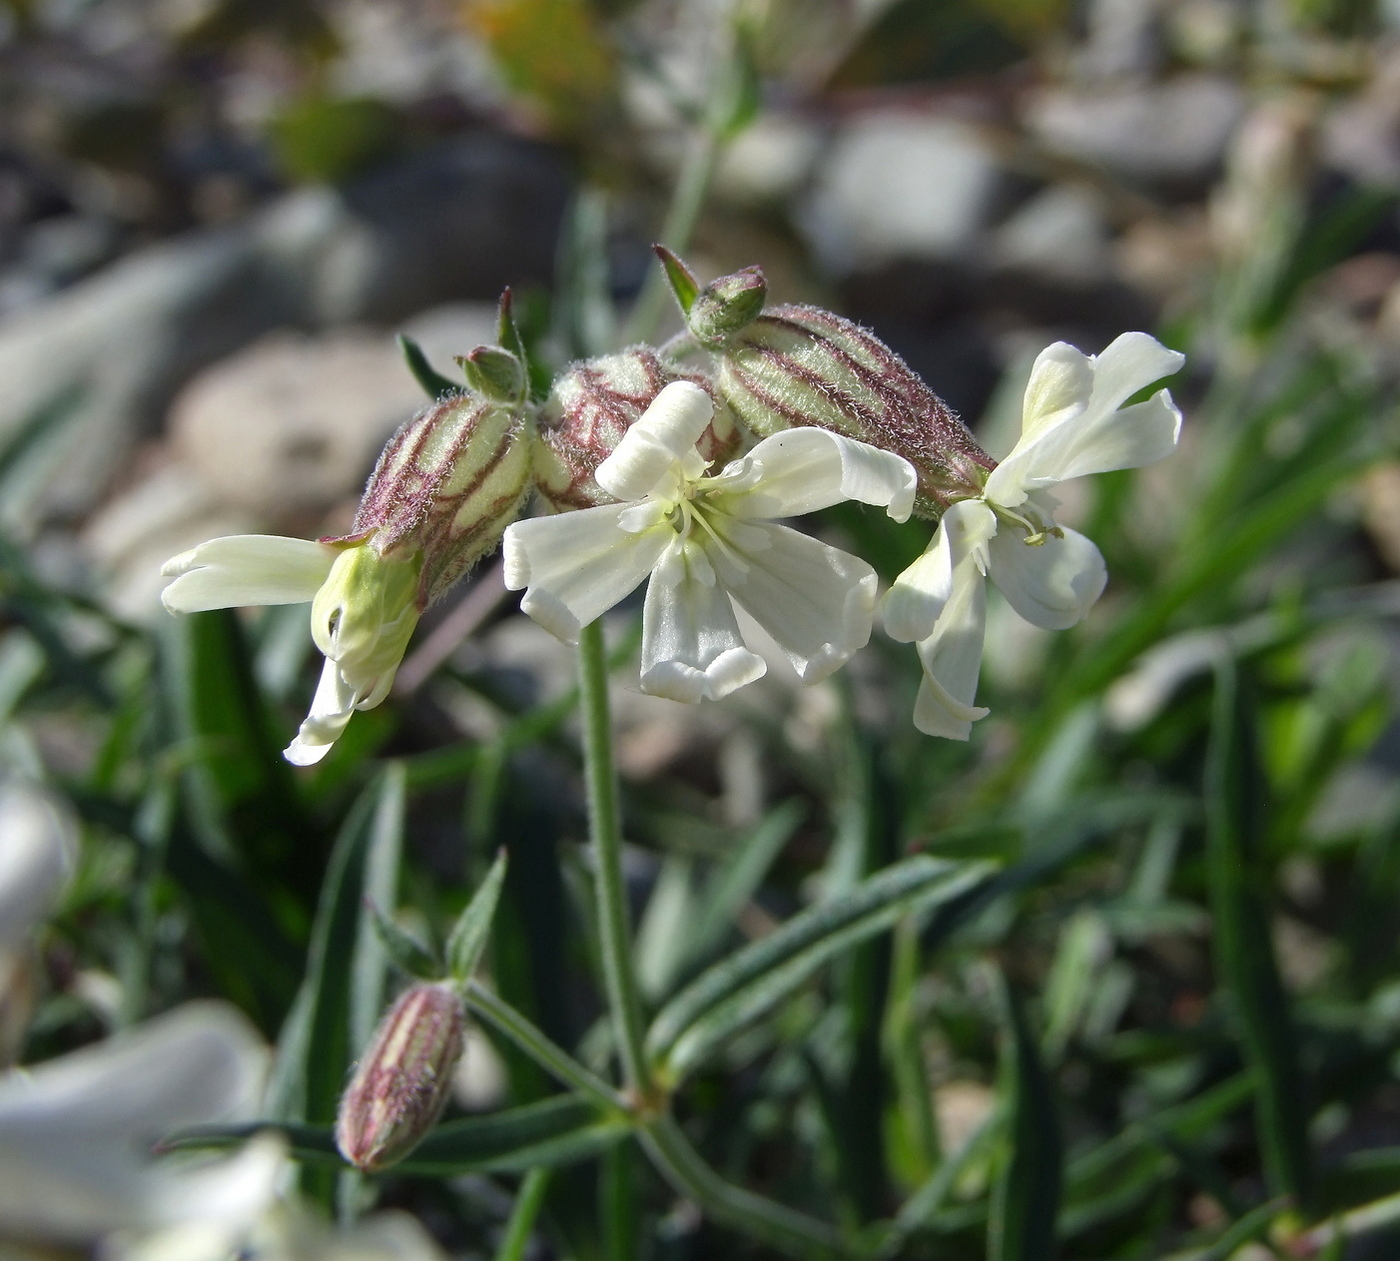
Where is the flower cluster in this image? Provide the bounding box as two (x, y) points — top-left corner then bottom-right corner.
(160, 256), (1184, 759)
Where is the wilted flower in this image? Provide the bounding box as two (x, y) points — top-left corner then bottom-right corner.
(336, 982), (465, 1172)
(656, 249), (994, 516)
(0, 1001), (281, 1244)
(162, 340), (533, 766)
(883, 333), (1185, 738)
(533, 343), (737, 511)
(505, 380), (916, 701)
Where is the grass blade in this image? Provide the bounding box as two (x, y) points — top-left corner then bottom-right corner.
(646, 856), (996, 1081)
(989, 974), (1063, 1261)
(1206, 661), (1312, 1207)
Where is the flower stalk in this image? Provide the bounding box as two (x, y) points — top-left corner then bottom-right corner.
(577, 618), (652, 1100)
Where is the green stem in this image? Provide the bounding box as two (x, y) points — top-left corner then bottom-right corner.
(577, 619), (650, 1094)
(622, 125), (724, 345)
(493, 1167), (553, 1261)
(640, 1115), (846, 1260)
(463, 980), (626, 1114)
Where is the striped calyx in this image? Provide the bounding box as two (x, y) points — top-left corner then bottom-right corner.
(335, 982), (465, 1172)
(532, 345), (738, 511)
(715, 306), (995, 517)
(337, 375), (533, 606)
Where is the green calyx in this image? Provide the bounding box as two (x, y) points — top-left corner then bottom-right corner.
(311, 544), (422, 690)
(457, 345), (526, 403)
(654, 247), (768, 348)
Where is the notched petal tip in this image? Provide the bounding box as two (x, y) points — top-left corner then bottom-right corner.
(640, 647), (767, 703)
(520, 589), (584, 645)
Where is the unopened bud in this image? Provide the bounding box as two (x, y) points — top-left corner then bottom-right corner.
(532, 345), (737, 511)
(336, 982), (465, 1172)
(687, 267), (768, 348)
(343, 388), (533, 605)
(457, 345), (526, 403)
(714, 306), (994, 516)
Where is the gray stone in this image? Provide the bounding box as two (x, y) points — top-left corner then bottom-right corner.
(989, 185), (1111, 284)
(168, 328), (425, 522)
(0, 135), (568, 528)
(800, 113), (1005, 274)
(1027, 74), (1244, 186)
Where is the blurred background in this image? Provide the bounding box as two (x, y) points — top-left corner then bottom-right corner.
(10, 0), (1400, 1257)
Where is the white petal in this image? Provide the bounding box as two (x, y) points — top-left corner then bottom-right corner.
(284, 657), (359, 767)
(987, 521), (1107, 630)
(503, 506), (672, 645)
(714, 429), (917, 523)
(0, 784), (78, 949)
(161, 535), (338, 613)
(882, 500), (997, 643)
(986, 332), (1184, 506)
(594, 381), (713, 502)
(912, 560), (989, 741)
(712, 522), (877, 684)
(0, 1001), (271, 1241)
(1018, 341), (1095, 443)
(639, 539), (767, 702)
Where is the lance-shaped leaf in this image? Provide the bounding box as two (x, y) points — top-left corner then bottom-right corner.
(368, 902), (441, 981)
(1206, 661), (1312, 1206)
(169, 1094), (629, 1176)
(397, 333), (462, 401)
(646, 856), (996, 1080)
(988, 974), (1063, 1261)
(265, 771), (403, 1128)
(447, 848), (508, 985)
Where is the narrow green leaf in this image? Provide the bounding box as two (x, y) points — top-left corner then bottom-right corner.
(368, 903), (441, 980)
(397, 333), (462, 400)
(682, 799), (804, 976)
(169, 1095), (629, 1176)
(266, 772), (402, 1150)
(168, 608), (324, 910)
(496, 287), (528, 363)
(1206, 661), (1312, 1206)
(1196, 1197), (1288, 1261)
(447, 848), (508, 985)
(494, 1167), (553, 1261)
(988, 975), (1063, 1261)
(646, 856), (996, 1079)
(350, 761), (406, 1052)
(653, 245), (699, 314)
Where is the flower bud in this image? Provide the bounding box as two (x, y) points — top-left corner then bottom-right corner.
(532, 345), (738, 511)
(689, 267), (768, 348)
(336, 982), (466, 1172)
(343, 371), (534, 605)
(657, 252), (995, 517)
(715, 305), (995, 517)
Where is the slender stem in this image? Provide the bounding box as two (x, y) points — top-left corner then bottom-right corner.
(577, 624), (847, 1257)
(493, 1167), (553, 1261)
(640, 1115), (846, 1260)
(463, 980), (627, 1114)
(577, 619), (651, 1093)
(622, 125), (724, 345)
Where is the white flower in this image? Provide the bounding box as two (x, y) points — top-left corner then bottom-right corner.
(0, 1001), (282, 1244)
(883, 332), (1185, 739)
(504, 381), (917, 702)
(161, 538), (421, 766)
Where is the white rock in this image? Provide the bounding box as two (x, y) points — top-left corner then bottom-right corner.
(989, 185), (1111, 284)
(714, 113), (824, 206)
(169, 329), (424, 520)
(1028, 74), (1243, 184)
(801, 113), (1003, 272)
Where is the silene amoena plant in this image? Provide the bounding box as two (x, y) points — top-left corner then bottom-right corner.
(156, 250), (1186, 1253)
